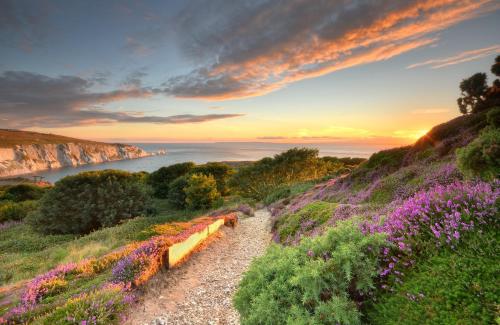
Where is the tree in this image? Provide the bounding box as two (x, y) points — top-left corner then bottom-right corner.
(28, 170), (153, 235)
(148, 162), (195, 198)
(184, 173), (221, 210)
(192, 162), (235, 195)
(167, 175), (190, 209)
(491, 55), (500, 80)
(1, 184), (46, 202)
(457, 73), (488, 114)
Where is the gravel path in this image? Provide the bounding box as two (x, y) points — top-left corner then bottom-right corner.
(127, 209), (271, 325)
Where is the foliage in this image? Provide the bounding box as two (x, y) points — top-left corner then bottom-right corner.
(0, 184), (46, 202)
(230, 148), (356, 200)
(457, 72), (488, 114)
(361, 181), (499, 284)
(0, 200), (37, 222)
(234, 220), (387, 325)
(365, 228), (499, 325)
(456, 127), (500, 180)
(148, 162), (195, 198)
(35, 283), (132, 325)
(263, 186), (291, 205)
(28, 170), (153, 235)
(192, 162), (235, 195)
(486, 106), (500, 128)
(458, 57), (500, 114)
(273, 201), (336, 244)
(1, 215), (231, 323)
(492, 55), (500, 77)
(167, 175), (190, 209)
(184, 173), (221, 210)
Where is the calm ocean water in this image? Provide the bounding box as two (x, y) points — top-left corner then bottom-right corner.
(29, 142), (385, 183)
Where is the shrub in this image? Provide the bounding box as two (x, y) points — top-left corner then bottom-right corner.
(28, 170), (153, 235)
(0, 200), (37, 222)
(1, 184), (46, 202)
(274, 201), (336, 244)
(486, 106), (500, 128)
(361, 181), (499, 283)
(263, 186), (291, 205)
(184, 173), (221, 210)
(192, 162), (235, 196)
(167, 175), (190, 209)
(230, 148), (343, 200)
(456, 127), (500, 180)
(365, 228), (499, 325)
(37, 283), (132, 324)
(234, 220), (387, 325)
(148, 162), (195, 198)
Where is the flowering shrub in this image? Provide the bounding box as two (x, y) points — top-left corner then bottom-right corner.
(273, 201), (336, 245)
(1, 215), (231, 323)
(21, 263), (77, 307)
(37, 283), (134, 324)
(361, 181), (499, 282)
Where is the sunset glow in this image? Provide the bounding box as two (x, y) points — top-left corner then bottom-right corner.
(0, 1), (499, 146)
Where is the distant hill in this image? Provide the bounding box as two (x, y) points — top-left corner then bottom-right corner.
(0, 129), (150, 177)
(0, 129), (100, 148)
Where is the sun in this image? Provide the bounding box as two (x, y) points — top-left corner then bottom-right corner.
(414, 129), (430, 139)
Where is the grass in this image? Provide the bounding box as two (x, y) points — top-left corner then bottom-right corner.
(263, 180), (319, 205)
(274, 201), (336, 242)
(0, 199), (209, 286)
(0, 129), (101, 148)
(364, 228), (500, 325)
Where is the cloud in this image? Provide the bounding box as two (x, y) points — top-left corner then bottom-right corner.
(407, 44), (500, 69)
(162, 0), (498, 100)
(122, 68), (148, 89)
(256, 136), (287, 140)
(0, 71), (243, 128)
(124, 37), (153, 57)
(0, 0), (51, 52)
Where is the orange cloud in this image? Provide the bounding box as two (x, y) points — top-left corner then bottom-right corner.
(165, 0), (498, 100)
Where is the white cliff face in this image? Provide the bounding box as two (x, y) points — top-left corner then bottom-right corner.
(0, 143), (150, 177)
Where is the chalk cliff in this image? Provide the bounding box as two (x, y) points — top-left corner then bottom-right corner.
(0, 142), (151, 177)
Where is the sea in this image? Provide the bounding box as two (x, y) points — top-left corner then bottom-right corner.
(27, 142), (386, 183)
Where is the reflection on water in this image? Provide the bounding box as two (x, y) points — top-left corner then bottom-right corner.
(28, 142), (385, 183)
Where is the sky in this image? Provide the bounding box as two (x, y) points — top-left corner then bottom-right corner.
(0, 0), (499, 145)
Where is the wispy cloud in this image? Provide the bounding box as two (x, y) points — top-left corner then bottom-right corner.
(407, 44), (500, 69)
(162, 0), (498, 100)
(0, 71), (243, 128)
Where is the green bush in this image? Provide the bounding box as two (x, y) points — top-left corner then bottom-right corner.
(192, 162), (234, 196)
(148, 162), (195, 198)
(230, 148), (350, 200)
(274, 201), (336, 242)
(263, 186), (291, 205)
(486, 106), (500, 128)
(167, 175), (189, 209)
(184, 173), (221, 210)
(365, 229), (499, 325)
(456, 127), (499, 180)
(1, 184), (46, 202)
(0, 200), (37, 222)
(234, 220), (387, 325)
(28, 170), (153, 235)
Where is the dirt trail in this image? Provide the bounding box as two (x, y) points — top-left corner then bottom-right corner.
(127, 209), (271, 325)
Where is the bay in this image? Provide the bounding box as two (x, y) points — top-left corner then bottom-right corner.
(29, 142), (385, 183)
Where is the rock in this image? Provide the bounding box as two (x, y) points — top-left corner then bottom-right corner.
(0, 142), (151, 177)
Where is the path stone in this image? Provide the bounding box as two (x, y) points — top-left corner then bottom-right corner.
(126, 209), (272, 325)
